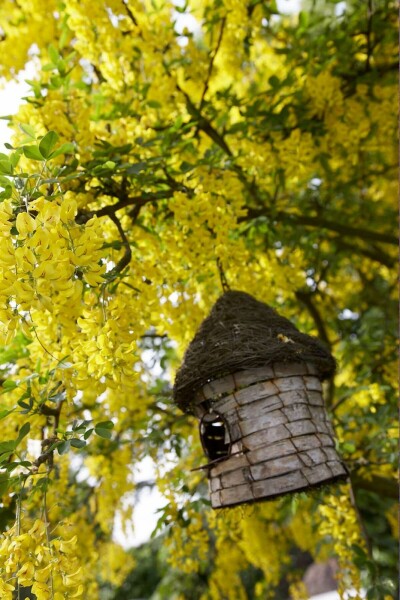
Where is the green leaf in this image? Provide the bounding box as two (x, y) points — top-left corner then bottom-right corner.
(49, 142), (75, 159)
(125, 162), (146, 175)
(95, 427), (112, 440)
(96, 421), (114, 429)
(70, 439), (86, 448)
(0, 408), (15, 419)
(19, 123), (36, 139)
(16, 422), (30, 443)
(39, 131), (59, 159)
(48, 44), (60, 64)
(0, 441), (16, 453)
(57, 440), (70, 455)
(0, 186), (12, 201)
(0, 160), (13, 175)
(0, 474), (9, 495)
(83, 428), (94, 440)
(10, 149), (23, 169)
(342, 442), (356, 454)
(2, 380), (17, 392)
(22, 145), (44, 161)
(104, 160), (116, 169)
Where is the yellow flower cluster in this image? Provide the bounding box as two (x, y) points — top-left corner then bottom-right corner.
(85, 445), (135, 534)
(318, 488), (365, 599)
(305, 70), (344, 118)
(165, 505), (209, 574)
(0, 0), (57, 78)
(0, 195), (105, 321)
(240, 503), (291, 591)
(0, 519), (83, 600)
(277, 129), (316, 183)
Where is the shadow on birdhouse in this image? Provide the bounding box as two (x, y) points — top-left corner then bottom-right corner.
(173, 291), (348, 509)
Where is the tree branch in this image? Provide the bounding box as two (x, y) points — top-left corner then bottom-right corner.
(76, 190), (173, 224)
(199, 17), (226, 111)
(243, 209), (397, 246)
(351, 472), (398, 500)
(295, 290), (331, 348)
(331, 237), (395, 268)
(106, 213), (132, 279)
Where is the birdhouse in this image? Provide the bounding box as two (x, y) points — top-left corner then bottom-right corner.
(173, 291), (348, 509)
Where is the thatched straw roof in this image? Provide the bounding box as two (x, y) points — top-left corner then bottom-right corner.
(173, 291), (335, 411)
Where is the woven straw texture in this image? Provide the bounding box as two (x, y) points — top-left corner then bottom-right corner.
(173, 291), (335, 411)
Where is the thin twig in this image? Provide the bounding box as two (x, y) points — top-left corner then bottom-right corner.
(199, 17), (226, 111)
(106, 214), (132, 280)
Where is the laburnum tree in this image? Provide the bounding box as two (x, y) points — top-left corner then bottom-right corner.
(0, 0), (397, 599)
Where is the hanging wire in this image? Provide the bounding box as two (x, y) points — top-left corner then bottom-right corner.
(216, 257), (231, 292)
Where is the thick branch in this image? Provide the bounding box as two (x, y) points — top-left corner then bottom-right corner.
(244, 209), (397, 246)
(351, 473), (398, 500)
(295, 291), (331, 348)
(332, 237), (395, 268)
(77, 190), (173, 224)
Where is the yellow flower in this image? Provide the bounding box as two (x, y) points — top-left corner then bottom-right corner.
(31, 581), (51, 600)
(0, 578), (15, 600)
(16, 212), (36, 238)
(16, 561), (35, 586)
(34, 563), (53, 583)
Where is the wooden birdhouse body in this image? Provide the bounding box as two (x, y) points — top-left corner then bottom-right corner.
(173, 291), (348, 509)
(191, 362), (346, 508)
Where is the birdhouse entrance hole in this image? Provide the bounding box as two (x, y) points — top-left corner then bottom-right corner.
(200, 412), (231, 461)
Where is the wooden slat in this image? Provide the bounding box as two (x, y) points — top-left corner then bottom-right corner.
(210, 453), (249, 477)
(306, 363), (318, 375)
(286, 419), (317, 436)
(237, 396), (282, 420)
(314, 421), (330, 435)
(303, 376), (322, 392)
(316, 433), (335, 447)
(250, 454), (303, 481)
(307, 406), (327, 423)
(234, 380), (279, 405)
(292, 434), (323, 452)
(280, 389), (311, 406)
(239, 409), (288, 437)
(220, 483), (254, 505)
(274, 376), (305, 393)
(202, 374), (236, 399)
(323, 447), (341, 462)
(306, 391), (324, 406)
(193, 405), (207, 418)
(252, 470), (309, 498)
(233, 366), (274, 388)
(210, 476), (222, 492)
(327, 461), (348, 477)
(302, 463), (334, 484)
(243, 423), (291, 449)
(283, 403), (312, 422)
(273, 363), (309, 377)
(305, 447), (329, 464)
(212, 394), (237, 413)
(247, 439), (298, 465)
(210, 490), (222, 508)
(221, 466), (253, 488)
